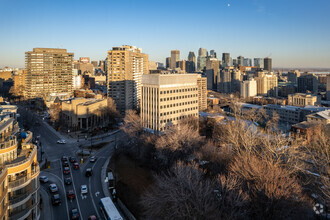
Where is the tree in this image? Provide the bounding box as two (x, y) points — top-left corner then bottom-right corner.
(121, 110), (143, 138)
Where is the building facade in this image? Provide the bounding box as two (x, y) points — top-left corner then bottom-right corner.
(107, 45), (149, 114)
(297, 74), (318, 94)
(170, 50), (180, 69)
(0, 105), (40, 220)
(256, 72), (278, 97)
(264, 57), (272, 72)
(288, 93), (318, 107)
(240, 79), (257, 98)
(25, 48), (74, 99)
(197, 76), (207, 111)
(141, 74), (199, 133)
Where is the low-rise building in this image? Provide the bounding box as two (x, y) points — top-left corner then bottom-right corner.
(306, 109), (330, 124)
(288, 93), (318, 107)
(290, 121), (322, 143)
(61, 97), (108, 131)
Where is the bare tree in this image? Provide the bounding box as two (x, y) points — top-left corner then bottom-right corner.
(120, 110), (143, 138)
(49, 104), (61, 123)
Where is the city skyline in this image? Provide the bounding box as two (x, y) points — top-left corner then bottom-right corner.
(0, 0), (330, 69)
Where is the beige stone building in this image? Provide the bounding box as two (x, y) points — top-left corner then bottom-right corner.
(288, 93), (318, 107)
(107, 45), (149, 114)
(197, 76), (207, 111)
(170, 50), (180, 69)
(0, 105), (40, 220)
(25, 48), (74, 99)
(12, 69), (27, 97)
(61, 96), (107, 130)
(255, 72), (278, 97)
(141, 74), (199, 133)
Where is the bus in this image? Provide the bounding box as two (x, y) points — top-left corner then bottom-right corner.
(99, 197), (123, 220)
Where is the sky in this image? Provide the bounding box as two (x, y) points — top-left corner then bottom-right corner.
(0, 0), (330, 69)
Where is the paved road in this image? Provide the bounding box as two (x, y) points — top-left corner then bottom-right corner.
(17, 105), (123, 220)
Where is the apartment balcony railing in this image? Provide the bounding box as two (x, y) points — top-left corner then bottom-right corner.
(8, 200), (38, 220)
(8, 165), (39, 189)
(6, 144), (37, 169)
(9, 181), (39, 205)
(0, 136), (16, 150)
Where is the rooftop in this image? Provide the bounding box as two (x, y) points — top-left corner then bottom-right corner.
(292, 121), (321, 129)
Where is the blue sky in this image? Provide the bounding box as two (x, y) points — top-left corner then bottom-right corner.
(0, 0), (329, 68)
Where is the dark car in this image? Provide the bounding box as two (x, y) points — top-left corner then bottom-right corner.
(63, 167), (70, 175)
(88, 215), (97, 220)
(85, 168), (93, 177)
(63, 161), (69, 167)
(71, 208), (80, 219)
(64, 177), (72, 185)
(51, 194), (62, 206)
(73, 162), (79, 170)
(70, 157), (77, 163)
(67, 190), (75, 200)
(61, 156), (69, 162)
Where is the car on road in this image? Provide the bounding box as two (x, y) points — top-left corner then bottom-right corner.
(64, 177), (72, 185)
(63, 167), (70, 175)
(81, 185), (88, 194)
(70, 157), (77, 163)
(49, 184), (58, 193)
(89, 156), (96, 163)
(57, 139), (66, 144)
(39, 176), (48, 183)
(71, 208), (80, 220)
(73, 162), (79, 170)
(88, 215), (97, 220)
(67, 190), (75, 200)
(51, 194), (62, 206)
(61, 156), (69, 162)
(63, 161), (69, 167)
(85, 168), (93, 177)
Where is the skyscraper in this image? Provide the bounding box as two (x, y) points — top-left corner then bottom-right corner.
(222, 53), (230, 67)
(264, 57), (272, 72)
(25, 48), (74, 99)
(297, 74), (318, 94)
(166, 57), (171, 69)
(287, 70), (301, 84)
(170, 50), (180, 69)
(107, 45), (149, 114)
(197, 48), (208, 71)
(209, 50), (217, 58)
(198, 48), (208, 57)
(243, 58), (252, 66)
(237, 56), (244, 66)
(254, 58), (264, 68)
(206, 58), (220, 90)
(240, 79), (257, 98)
(187, 51), (196, 72)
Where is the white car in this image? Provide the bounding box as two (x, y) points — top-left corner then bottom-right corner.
(57, 139), (66, 144)
(49, 183), (58, 193)
(39, 176), (49, 183)
(81, 185), (88, 194)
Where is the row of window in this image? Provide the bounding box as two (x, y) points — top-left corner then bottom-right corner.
(160, 100), (198, 109)
(159, 113), (198, 126)
(160, 107), (198, 116)
(160, 87), (197, 94)
(160, 94), (197, 102)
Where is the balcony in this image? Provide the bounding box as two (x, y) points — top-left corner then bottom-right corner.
(9, 181), (39, 207)
(0, 136), (16, 150)
(8, 200), (38, 220)
(8, 165), (39, 189)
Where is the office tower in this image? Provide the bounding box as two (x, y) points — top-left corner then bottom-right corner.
(25, 48), (74, 99)
(166, 57), (171, 69)
(232, 59), (238, 67)
(327, 75), (330, 101)
(206, 58), (220, 90)
(170, 50), (180, 69)
(243, 58), (252, 66)
(107, 45), (149, 114)
(99, 60), (106, 72)
(287, 70), (301, 83)
(141, 74), (199, 133)
(75, 58), (94, 76)
(187, 51), (196, 72)
(197, 48), (208, 71)
(222, 53), (230, 67)
(231, 69), (242, 93)
(240, 79), (257, 98)
(197, 76), (207, 111)
(297, 74), (318, 94)
(254, 58), (264, 68)
(0, 105), (40, 220)
(256, 72), (278, 97)
(218, 67), (232, 93)
(237, 56), (244, 65)
(176, 60), (186, 72)
(210, 50), (217, 58)
(264, 57), (272, 72)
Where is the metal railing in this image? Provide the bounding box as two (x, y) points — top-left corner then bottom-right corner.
(9, 181), (39, 205)
(0, 136), (16, 150)
(5, 144), (36, 168)
(8, 166), (39, 188)
(8, 201), (38, 220)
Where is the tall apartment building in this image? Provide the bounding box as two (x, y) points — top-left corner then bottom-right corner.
(240, 79), (257, 98)
(264, 57), (272, 72)
(25, 48), (74, 99)
(288, 93), (318, 107)
(0, 105), (40, 220)
(254, 58), (263, 68)
(176, 60), (186, 73)
(170, 50), (180, 69)
(243, 58), (252, 66)
(12, 69), (27, 97)
(222, 53), (231, 67)
(141, 74), (199, 133)
(107, 45), (149, 114)
(256, 72), (278, 97)
(197, 48), (208, 71)
(237, 56), (244, 65)
(197, 76), (207, 111)
(287, 70), (301, 84)
(205, 58), (220, 90)
(327, 74), (330, 101)
(218, 67), (233, 93)
(297, 74), (318, 94)
(187, 52), (196, 72)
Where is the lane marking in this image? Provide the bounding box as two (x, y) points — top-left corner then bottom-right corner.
(89, 159), (102, 219)
(68, 163), (84, 220)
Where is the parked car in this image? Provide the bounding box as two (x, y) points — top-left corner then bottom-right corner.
(70, 157), (77, 163)
(57, 139), (66, 144)
(71, 208), (80, 220)
(64, 177), (72, 185)
(39, 176), (49, 183)
(49, 183), (58, 193)
(67, 190), (75, 200)
(51, 194), (62, 206)
(61, 156), (69, 162)
(81, 185), (88, 194)
(89, 156), (96, 163)
(63, 161), (69, 167)
(73, 163), (79, 170)
(85, 168), (93, 177)
(63, 167), (70, 175)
